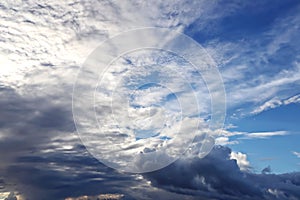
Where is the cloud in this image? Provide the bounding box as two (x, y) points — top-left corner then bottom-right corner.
(262, 166), (272, 174)
(65, 194), (124, 200)
(0, 1), (299, 199)
(251, 98), (283, 115)
(244, 131), (288, 139)
(251, 94), (300, 114)
(4, 151), (138, 200)
(225, 63), (300, 116)
(230, 151), (250, 172)
(3, 192), (17, 200)
(0, 0), (230, 197)
(203, 3), (300, 117)
(0, 87), (75, 174)
(0, 0), (233, 88)
(292, 151), (300, 158)
(284, 94), (300, 105)
(0, 0), (229, 172)
(0, 90), (298, 200)
(215, 130), (288, 145)
(144, 146), (300, 200)
(215, 137), (239, 145)
(0, 85), (295, 199)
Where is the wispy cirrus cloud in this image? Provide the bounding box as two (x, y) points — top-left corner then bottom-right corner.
(251, 94), (300, 114)
(203, 2), (300, 117)
(215, 130), (289, 145)
(243, 131), (289, 139)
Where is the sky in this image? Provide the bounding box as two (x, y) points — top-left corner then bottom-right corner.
(0, 0), (300, 200)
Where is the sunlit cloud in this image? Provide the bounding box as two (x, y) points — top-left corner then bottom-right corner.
(293, 151), (300, 158)
(244, 131), (289, 139)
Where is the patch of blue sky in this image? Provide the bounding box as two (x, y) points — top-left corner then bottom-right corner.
(135, 130), (172, 141)
(185, 0), (299, 43)
(230, 103), (300, 133)
(228, 133), (300, 174)
(185, 0), (300, 79)
(135, 129), (159, 140)
(227, 103), (300, 173)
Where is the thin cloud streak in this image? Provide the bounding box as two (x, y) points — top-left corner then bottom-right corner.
(243, 131), (289, 139)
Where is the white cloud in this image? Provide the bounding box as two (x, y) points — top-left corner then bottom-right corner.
(206, 3), (300, 117)
(292, 151), (300, 158)
(228, 63), (300, 109)
(72, 43), (225, 172)
(230, 151), (250, 172)
(0, 0), (247, 93)
(267, 189), (286, 199)
(244, 131), (288, 139)
(252, 94), (300, 114)
(65, 193), (124, 200)
(284, 94), (300, 105)
(0, 1), (299, 199)
(0, 0), (230, 173)
(251, 98), (282, 114)
(214, 129), (289, 144)
(215, 137), (238, 146)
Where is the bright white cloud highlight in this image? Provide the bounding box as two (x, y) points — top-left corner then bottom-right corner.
(292, 151), (300, 158)
(230, 151), (250, 172)
(244, 131), (288, 139)
(215, 137), (238, 145)
(252, 94), (300, 114)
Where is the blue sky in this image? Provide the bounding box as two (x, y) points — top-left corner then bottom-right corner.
(0, 0), (300, 199)
(227, 103), (300, 173)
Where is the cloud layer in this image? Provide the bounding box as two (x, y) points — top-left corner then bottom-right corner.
(145, 146), (300, 200)
(1, 0), (300, 199)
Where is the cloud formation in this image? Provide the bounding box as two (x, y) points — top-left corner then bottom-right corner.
(293, 151), (300, 158)
(252, 94), (300, 114)
(230, 151), (251, 172)
(145, 146), (300, 200)
(0, 0), (300, 199)
(244, 131), (289, 139)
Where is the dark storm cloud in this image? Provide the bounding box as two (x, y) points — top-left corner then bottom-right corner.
(0, 86), (74, 132)
(144, 146), (300, 200)
(0, 87), (134, 199)
(0, 86), (178, 200)
(5, 146), (138, 200)
(0, 86), (75, 165)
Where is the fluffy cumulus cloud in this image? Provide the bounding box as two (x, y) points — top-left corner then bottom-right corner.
(230, 151), (250, 172)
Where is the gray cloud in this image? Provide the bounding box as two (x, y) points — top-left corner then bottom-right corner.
(0, 86), (299, 200)
(144, 146), (300, 200)
(262, 166), (272, 174)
